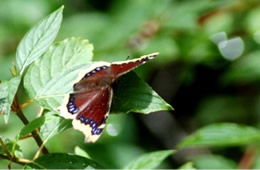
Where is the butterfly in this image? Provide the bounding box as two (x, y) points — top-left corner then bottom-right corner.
(58, 52), (159, 143)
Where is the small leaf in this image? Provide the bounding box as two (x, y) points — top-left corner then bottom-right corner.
(123, 150), (174, 169)
(74, 146), (91, 159)
(16, 6), (64, 75)
(112, 72), (173, 114)
(26, 153), (102, 169)
(39, 111), (71, 140)
(0, 136), (23, 158)
(178, 123), (260, 148)
(18, 116), (46, 139)
(24, 37), (94, 110)
(0, 76), (21, 123)
(178, 162), (196, 170)
(193, 154), (237, 169)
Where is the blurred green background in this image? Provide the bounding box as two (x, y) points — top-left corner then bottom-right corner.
(0, 0), (260, 168)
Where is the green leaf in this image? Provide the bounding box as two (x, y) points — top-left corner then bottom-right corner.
(123, 150), (174, 169)
(193, 154), (237, 169)
(0, 76), (21, 123)
(26, 153), (102, 169)
(178, 162), (196, 170)
(74, 146), (91, 159)
(16, 6), (63, 75)
(178, 123), (260, 148)
(39, 111), (71, 140)
(18, 116), (46, 139)
(0, 136), (23, 158)
(112, 72), (173, 114)
(24, 37), (93, 110)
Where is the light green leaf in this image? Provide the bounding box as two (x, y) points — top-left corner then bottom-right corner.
(17, 116), (46, 139)
(74, 146), (91, 159)
(112, 72), (173, 114)
(24, 37), (93, 110)
(16, 6), (63, 75)
(123, 150), (174, 169)
(0, 76), (21, 123)
(39, 111), (71, 140)
(26, 153), (102, 169)
(193, 154), (237, 169)
(178, 123), (260, 148)
(178, 162), (196, 170)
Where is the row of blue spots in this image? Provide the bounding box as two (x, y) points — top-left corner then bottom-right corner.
(67, 95), (79, 114)
(84, 65), (108, 78)
(77, 116), (103, 135)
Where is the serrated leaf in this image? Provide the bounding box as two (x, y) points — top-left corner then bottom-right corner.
(26, 153), (102, 169)
(193, 154), (237, 169)
(0, 76), (21, 123)
(123, 150), (174, 169)
(16, 6), (63, 75)
(178, 123), (260, 148)
(17, 116), (46, 139)
(39, 111), (71, 140)
(24, 37), (93, 110)
(112, 72), (173, 114)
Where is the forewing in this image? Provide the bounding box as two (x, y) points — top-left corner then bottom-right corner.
(110, 52), (158, 78)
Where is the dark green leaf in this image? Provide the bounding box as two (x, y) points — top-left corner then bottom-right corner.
(16, 6), (63, 75)
(24, 37), (93, 110)
(112, 72), (173, 114)
(123, 150), (174, 169)
(0, 76), (21, 123)
(26, 153), (102, 169)
(178, 123), (260, 148)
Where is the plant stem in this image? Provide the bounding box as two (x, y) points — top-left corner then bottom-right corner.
(14, 95), (49, 155)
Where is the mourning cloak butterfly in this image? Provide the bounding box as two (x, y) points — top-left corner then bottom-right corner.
(58, 52), (159, 143)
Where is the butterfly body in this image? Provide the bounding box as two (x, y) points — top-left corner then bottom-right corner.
(58, 52), (158, 142)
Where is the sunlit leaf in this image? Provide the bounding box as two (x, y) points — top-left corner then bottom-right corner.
(16, 6), (63, 75)
(39, 111), (71, 140)
(178, 123), (260, 148)
(24, 37), (93, 110)
(26, 153), (102, 169)
(123, 150), (174, 169)
(0, 76), (21, 123)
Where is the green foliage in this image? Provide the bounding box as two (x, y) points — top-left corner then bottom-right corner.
(123, 150), (174, 169)
(1, 0), (260, 169)
(0, 76), (21, 123)
(192, 154), (237, 169)
(178, 123), (260, 148)
(16, 6), (63, 75)
(25, 153), (102, 169)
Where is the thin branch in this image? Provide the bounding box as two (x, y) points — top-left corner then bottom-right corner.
(13, 95), (49, 154)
